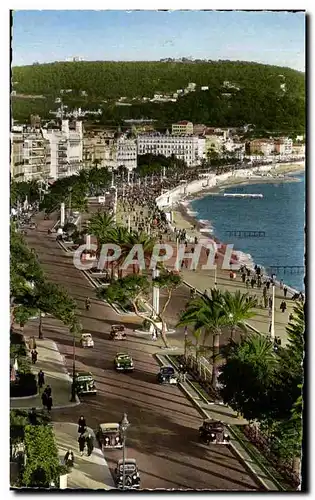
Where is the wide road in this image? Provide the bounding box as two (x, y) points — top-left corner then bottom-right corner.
(25, 216), (260, 491)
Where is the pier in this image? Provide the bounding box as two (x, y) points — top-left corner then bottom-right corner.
(267, 265), (304, 275)
(226, 230), (266, 238)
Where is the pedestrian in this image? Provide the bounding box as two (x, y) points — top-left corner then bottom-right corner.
(46, 396), (53, 412)
(78, 433), (86, 456)
(250, 277), (256, 289)
(245, 279), (250, 289)
(263, 286), (267, 298)
(264, 295), (268, 308)
(266, 280), (270, 291)
(86, 433), (94, 456)
(280, 279), (284, 290)
(64, 449), (74, 467)
(241, 273), (246, 283)
(268, 307), (272, 318)
(268, 296), (273, 308)
(78, 416), (86, 434)
(247, 269), (251, 277)
(31, 349), (38, 364)
(280, 301), (287, 313)
(289, 313), (293, 322)
(37, 369), (45, 389)
(283, 286), (288, 298)
(41, 391), (47, 409)
(44, 385), (52, 398)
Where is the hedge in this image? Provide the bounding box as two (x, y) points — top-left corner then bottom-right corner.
(10, 373), (37, 398)
(22, 425), (64, 488)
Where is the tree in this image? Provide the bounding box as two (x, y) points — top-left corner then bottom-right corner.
(221, 290), (257, 339)
(177, 289), (228, 388)
(22, 425), (64, 488)
(88, 212), (115, 256)
(219, 335), (277, 420)
(97, 271), (181, 347)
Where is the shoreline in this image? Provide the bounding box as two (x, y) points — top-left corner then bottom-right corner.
(168, 164), (305, 294)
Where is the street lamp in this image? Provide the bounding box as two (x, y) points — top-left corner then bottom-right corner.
(70, 326), (76, 402)
(184, 326), (188, 361)
(270, 284), (275, 340)
(68, 186), (73, 219)
(120, 413), (130, 491)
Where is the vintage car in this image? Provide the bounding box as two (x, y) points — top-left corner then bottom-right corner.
(73, 371), (97, 395)
(80, 333), (94, 348)
(114, 353), (134, 371)
(199, 419), (230, 444)
(109, 325), (126, 340)
(157, 366), (178, 385)
(114, 458), (141, 490)
(97, 423), (123, 449)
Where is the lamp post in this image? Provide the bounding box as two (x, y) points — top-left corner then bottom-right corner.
(68, 186), (73, 220)
(270, 284), (275, 340)
(120, 413), (130, 491)
(70, 327), (76, 402)
(184, 326), (188, 361)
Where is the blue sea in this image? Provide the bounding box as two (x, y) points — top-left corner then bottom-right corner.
(191, 172), (305, 292)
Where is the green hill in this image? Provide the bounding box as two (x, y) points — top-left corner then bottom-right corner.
(12, 60), (305, 133)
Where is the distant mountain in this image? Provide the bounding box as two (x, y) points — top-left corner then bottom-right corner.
(11, 60), (305, 132)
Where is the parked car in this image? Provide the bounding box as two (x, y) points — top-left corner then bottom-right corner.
(97, 423), (123, 450)
(157, 366), (178, 385)
(199, 419), (230, 444)
(114, 458), (140, 489)
(73, 371), (96, 395)
(110, 325), (126, 340)
(114, 353), (134, 371)
(80, 333), (94, 348)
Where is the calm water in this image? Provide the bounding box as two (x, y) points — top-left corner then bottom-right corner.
(191, 172), (305, 291)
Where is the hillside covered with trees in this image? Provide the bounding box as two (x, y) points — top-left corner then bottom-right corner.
(12, 60), (305, 133)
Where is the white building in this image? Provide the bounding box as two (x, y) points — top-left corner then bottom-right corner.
(42, 120), (83, 179)
(11, 128), (51, 181)
(137, 134), (206, 167)
(274, 137), (293, 155)
(116, 137), (137, 171)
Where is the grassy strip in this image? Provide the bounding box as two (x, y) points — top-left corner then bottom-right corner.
(167, 354), (215, 401)
(231, 425), (293, 491)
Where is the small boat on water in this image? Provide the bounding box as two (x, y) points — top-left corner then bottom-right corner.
(223, 193), (263, 198)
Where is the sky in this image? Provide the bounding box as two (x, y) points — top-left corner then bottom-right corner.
(12, 10), (305, 71)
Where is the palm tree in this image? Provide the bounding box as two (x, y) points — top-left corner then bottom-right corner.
(88, 212), (116, 258)
(110, 225), (132, 278)
(221, 290), (257, 340)
(123, 231), (157, 274)
(178, 290), (227, 389)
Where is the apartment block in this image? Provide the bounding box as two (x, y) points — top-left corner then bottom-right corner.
(274, 137), (293, 155)
(11, 127), (51, 181)
(137, 134), (206, 167)
(249, 139), (275, 156)
(42, 120), (83, 179)
(172, 121), (194, 136)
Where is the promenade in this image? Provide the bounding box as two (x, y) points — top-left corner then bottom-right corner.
(116, 202), (295, 346)
(10, 320), (77, 409)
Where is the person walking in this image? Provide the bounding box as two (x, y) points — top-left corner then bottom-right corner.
(64, 449), (74, 468)
(86, 433), (94, 456)
(280, 301), (287, 313)
(268, 296), (273, 309)
(266, 280), (271, 291)
(250, 277), (256, 289)
(245, 278), (250, 289)
(44, 385), (52, 398)
(46, 396), (53, 412)
(78, 416), (86, 434)
(41, 391), (47, 409)
(241, 273), (246, 283)
(78, 433), (86, 456)
(283, 286), (288, 298)
(263, 295), (268, 308)
(31, 349), (38, 364)
(37, 370), (45, 390)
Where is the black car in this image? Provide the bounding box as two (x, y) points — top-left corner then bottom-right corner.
(114, 458), (140, 489)
(199, 419), (230, 444)
(157, 366), (178, 385)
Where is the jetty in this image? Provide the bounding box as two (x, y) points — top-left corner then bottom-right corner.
(223, 193), (263, 198)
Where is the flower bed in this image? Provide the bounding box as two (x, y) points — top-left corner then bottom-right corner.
(10, 332), (37, 398)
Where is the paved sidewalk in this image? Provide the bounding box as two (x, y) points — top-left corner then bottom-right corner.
(53, 422), (115, 489)
(10, 331), (77, 410)
(155, 352), (280, 491)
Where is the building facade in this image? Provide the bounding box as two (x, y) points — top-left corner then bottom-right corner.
(83, 130), (116, 169)
(137, 134), (206, 167)
(42, 120), (83, 179)
(249, 139), (275, 156)
(116, 137), (137, 171)
(274, 137), (293, 155)
(172, 121), (194, 136)
(11, 128), (51, 181)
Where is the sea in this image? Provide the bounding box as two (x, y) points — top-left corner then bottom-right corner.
(190, 172), (305, 292)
